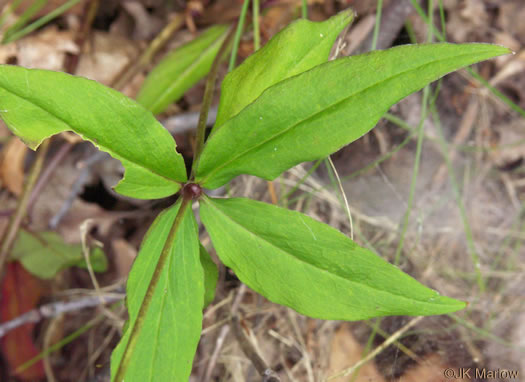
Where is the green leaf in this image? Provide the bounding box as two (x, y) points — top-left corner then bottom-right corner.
(137, 25), (229, 115)
(213, 10), (353, 132)
(200, 197), (466, 320)
(0, 65), (187, 199)
(10, 230), (107, 279)
(196, 43), (510, 189)
(111, 201), (203, 382)
(200, 244), (218, 307)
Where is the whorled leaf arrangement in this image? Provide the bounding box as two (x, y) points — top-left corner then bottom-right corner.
(0, 9), (510, 382)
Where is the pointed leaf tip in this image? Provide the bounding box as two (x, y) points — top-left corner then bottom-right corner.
(211, 9), (354, 133)
(200, 197), (466, 320)
(111, 202), (203, 381)
(196, 42), (511, 189)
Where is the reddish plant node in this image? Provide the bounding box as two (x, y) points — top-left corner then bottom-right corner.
(183, 183), (203, 199)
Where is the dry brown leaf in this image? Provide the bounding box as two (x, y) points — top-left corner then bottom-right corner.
(341, 14), (376, 56)
(121, 1), (163, 40)
(402, 354), (470, 382)
(0, 25), (78, 70)
(0, 262), (47, 381)
(0, 120), (9, 139)
(346, 0), (387, 16)
(446, 0), (489, 42)
(76, 31), (139, 86)
(490, 50), (525, 87)
(0, 137), (27, 196)
(261, 5), (295, 41)
(497, 2), (525, 46)
(27, 149), (117, 244)
(0, 42), (17, 64)
(490, 119), (525, 169)
(55, 200), (114, 244)
(327, 324), (386, 382)
(111, 238), (137, 279)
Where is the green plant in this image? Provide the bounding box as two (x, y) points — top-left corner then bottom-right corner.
(0, 10), (510, 381)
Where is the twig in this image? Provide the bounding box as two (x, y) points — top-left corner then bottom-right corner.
(49, 151), (108, 229)
(111, 13), (185, 90)
(27, 142), (74, 215)
(354, 0), (415, 54)
(64, 0), (100, 74)
(80, 219), (104, 297)
(203, 284), (247, 380)
(325, 316), (424, 380)
(266, 181), (278, 204)
(2, 0), (84, 44)
(0, 293), (124, 338)
(432, 97), (478, 189)
(192, 24), (236, 176)
(43, 314), (62, 382)
(228, 0), (250, 71)
(232, 315), (280, 381)
(162, 105), (218, 135)
(15, 310), (108, 375)
(327, 156), (354, 240)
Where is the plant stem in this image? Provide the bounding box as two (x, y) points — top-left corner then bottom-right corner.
(0, 291), (124, 338)
(326, 316), (423, 380)
(326, 156), (354, 240)
(3, 0), (84, 44)
(393, 0), (433, 265)
(410, 0), (525, 118)
(231, 315), (280, 381)
(64, 0), (100, 74)
(26, 142), (73, 215)
(113, 196), (192, 382)
(253, 0), (260, 51)
(429, 102), (485, 291)
(0, 0), (24, 30)
(16, 303), (123, 374)
(438, 0), (446, 40)
(0, 139), (50, 278)
(191, 25), (236, 177)
(228, 0), (251, 72)
(2, 0), (46, 42)
(371, 0), (383, 50)
(301, 0), (308, 19)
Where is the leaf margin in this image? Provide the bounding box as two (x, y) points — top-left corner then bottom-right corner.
(0, 64), (187, 199)
(200, 196), (466, 320)
(196, 43), (511, 189)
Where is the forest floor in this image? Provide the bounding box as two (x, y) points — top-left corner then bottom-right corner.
(0, 0), (524, 381)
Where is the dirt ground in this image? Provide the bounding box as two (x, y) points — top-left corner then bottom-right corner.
(0, 0), (524, 381)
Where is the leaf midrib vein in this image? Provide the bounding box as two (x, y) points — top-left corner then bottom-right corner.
(149, 31), (227, 112)
(0, 84), (181, 185)
(205, 199), (456, 306)
(200, 49), (488, 184)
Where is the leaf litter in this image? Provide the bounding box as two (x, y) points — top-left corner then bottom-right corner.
(0, 0), (523, 381)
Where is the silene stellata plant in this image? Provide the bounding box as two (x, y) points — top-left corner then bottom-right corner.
(0, 9), (510, 382)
